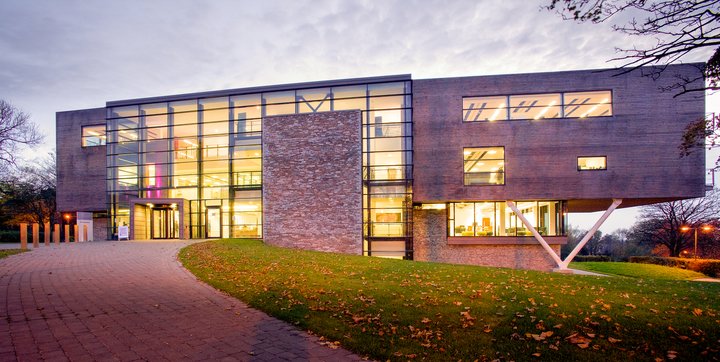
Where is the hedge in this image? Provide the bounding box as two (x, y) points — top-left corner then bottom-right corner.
(571, 255), (611, 262)
(629, 256), (720, 278)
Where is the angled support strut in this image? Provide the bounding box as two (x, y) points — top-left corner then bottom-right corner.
(506, 199), (623, 270)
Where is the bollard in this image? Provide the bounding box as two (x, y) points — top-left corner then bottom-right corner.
(83, 224), (88, 242)
(44, 222), (50, 245)
(20, 223), (27, 251)
(73, 225), (78, 242)
(32, 223), (39, 248)
(53, 224), (60, 245)
(64, 225), (70, 243)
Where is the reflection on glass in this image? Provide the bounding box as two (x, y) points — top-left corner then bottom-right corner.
(564, 91), (612, 118)
(463, 96), (507, 122)
(509, 93), (561, 120)
(463, 147), (504, 185)
(82, 125), (106, 147)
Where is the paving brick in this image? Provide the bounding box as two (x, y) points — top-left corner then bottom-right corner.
(0, 241), (362, 361)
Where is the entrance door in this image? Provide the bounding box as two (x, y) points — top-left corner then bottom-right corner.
(207, 207), (221, 238)
(151, 208), (179, 239)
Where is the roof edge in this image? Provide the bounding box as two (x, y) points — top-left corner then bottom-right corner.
(107, 74), (412, 107)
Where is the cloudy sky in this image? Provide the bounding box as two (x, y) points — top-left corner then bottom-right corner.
(1, 0), (716, 233)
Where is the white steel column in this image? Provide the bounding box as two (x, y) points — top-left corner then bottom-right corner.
(507, 199), (623, 271)
(506, 201), (564, 268)
(560, 199), (622, 269)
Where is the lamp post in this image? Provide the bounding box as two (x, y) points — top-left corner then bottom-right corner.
(680, 225), (713, 259)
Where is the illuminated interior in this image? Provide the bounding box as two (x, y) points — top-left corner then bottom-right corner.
(577, 156), (607, 170)
(463, 90), (612, 121)
(448, 201), (566, 237)
(106, 80), (412, 256)
(463, 147), (505, 185)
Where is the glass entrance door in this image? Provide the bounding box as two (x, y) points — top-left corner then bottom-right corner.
(207, 207), (221, 238)
(151, 208), (179, 239)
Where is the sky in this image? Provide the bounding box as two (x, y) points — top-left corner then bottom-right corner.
(0, 0), (716, 234)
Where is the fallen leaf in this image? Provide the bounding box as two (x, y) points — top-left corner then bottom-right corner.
(692, 308), (703, 316)
(608, 337), (621, 343)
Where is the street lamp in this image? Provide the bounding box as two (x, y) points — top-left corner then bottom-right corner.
(680, 225), (713, 259)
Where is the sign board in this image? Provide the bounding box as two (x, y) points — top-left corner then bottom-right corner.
(118, 226), (129, 240)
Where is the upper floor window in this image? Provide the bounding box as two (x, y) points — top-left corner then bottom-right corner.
(463, 90), (612, 122)
(578, 156), (607, 171)
(464, 147), (504, 185)
(81, 125), (106, 147)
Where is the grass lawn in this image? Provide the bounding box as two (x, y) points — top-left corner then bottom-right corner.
(569, 262), (709, 280)
(180, 239), (720, 361)
(0, 249), (25, 259)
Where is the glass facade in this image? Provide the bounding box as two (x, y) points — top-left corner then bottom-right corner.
(448, 201), (567, 237)
(463, 90), (612, 121)
(106, 79), (413, 258)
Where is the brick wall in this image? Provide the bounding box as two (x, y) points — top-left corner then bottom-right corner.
(413, 208), (561, 271)
(56, 108), (107, 213)
(263, 111), (362, 254)
(412, 64), (706, 211)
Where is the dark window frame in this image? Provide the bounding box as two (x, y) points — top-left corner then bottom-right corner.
(463, 146), (505, 186)
(81, 124), (107, 147)
(462, 89), (613, 122)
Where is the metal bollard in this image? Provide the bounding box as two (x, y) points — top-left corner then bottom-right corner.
(64, 225), (70, 243)
(73, 225), (78, 242)
(53, 224), (60, 245)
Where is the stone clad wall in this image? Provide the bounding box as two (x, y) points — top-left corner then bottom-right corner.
(263, 110), (362, 254)
(413, 208), (561, 271)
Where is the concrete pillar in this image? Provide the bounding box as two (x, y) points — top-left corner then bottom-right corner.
(73, 225), (78, 242)
(64, 225), (70, 243)
(53, 224), (60, 245)
(20, 223), (27, 251)
(32, 223), (39, 248)
(44, 222), (50, 245)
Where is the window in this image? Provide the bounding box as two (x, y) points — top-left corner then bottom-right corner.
(578, 156), (607, 171)
(464, 147), (504, 185)
(463, 90), (612, 122)
(81, 125), (106, 147)
(563, 91), (612, 118)
(448, 201), (566, 237)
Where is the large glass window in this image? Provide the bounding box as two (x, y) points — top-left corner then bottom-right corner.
(81, 125), (106, 147)
(106, 79), (412, 248)
(464, 147), (504, 185)
(463, 90), (612, 122)
(448, 201), (566, 237)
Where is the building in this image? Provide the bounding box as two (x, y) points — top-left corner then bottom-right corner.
(56, 64), (706, 271)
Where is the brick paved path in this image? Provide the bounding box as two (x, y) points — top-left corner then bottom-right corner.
(0, 241), (364, 361)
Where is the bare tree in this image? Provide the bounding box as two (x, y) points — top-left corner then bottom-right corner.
(0, 152), (58, 226)
(629, 191), (720, 257)
(545, 0), (720, 94)
(0, 99), (43, 167)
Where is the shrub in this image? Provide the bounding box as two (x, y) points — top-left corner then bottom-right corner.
(629, 256), (720, 278)
(0, 230), (20, 243)
(573, 255), (611, 262)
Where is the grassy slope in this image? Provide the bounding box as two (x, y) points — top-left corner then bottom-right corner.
(180, 239), (720, 361)
(569, 262), (708, 280)
(0, 249), (25, 259)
